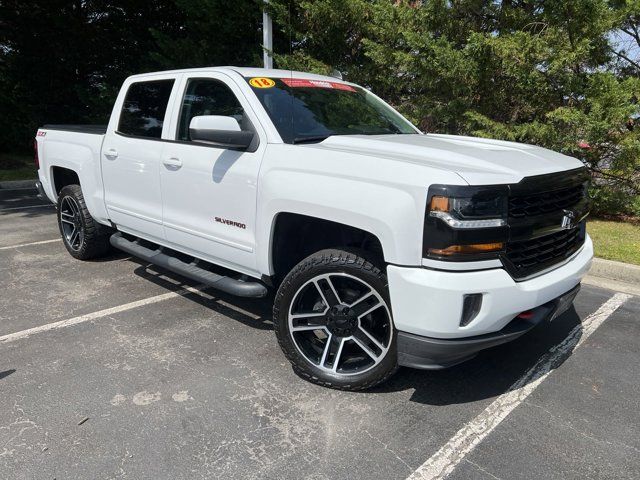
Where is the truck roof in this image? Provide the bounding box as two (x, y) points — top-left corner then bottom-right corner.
(126, 66), (347, 84)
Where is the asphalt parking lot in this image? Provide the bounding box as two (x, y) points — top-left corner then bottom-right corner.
(1, 186), (638, 480)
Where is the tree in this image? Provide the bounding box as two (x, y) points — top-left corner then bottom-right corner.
(150, 0), (263, 70)
(1, 0), (638, 215)
(268, 0), (640, 215)
(0, 0), (263, 160)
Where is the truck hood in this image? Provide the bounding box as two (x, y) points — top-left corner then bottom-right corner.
(314, 133), (584, 185)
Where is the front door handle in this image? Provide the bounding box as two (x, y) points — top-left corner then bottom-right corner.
(163, 157), (183, 169)
(104, 148), (118, 160)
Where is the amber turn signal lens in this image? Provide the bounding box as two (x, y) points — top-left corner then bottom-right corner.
(429, 195), (449, 212)
(428, 242), (504, 256)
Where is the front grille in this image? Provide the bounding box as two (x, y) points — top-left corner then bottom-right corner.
(503, 168), (590, 279)
(504, 223), (585, 279)
(509, 183), (585, 219)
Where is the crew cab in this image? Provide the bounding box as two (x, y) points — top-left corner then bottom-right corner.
(35, 67), (593, 390)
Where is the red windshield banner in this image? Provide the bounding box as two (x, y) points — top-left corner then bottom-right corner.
(280, 78), (357, 92)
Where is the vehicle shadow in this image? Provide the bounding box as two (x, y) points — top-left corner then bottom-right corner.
(85, 249), (130, 263)
(0, 369), (16, 380)
(129, 258), (274, 331)
(373, 307), (583, 405)
(0, 204), (55, 218)
(212, 150), (242, 183)
(127, 257), (584, 405)
(0, 189), (56, 218)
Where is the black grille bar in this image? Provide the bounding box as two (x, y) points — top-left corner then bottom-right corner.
(502, 223), (585, 279)
(509, 183), (585, 219)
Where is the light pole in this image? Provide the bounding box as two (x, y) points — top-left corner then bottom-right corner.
(263, 2), (273, 69)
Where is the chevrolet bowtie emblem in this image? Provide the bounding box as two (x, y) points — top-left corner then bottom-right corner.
(561, 210), (576, 230)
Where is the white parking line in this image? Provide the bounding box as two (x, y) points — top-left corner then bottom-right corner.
(0, 238), (61, 250)
(407, 292), (632, 480)
(0, 284), (206, 344)
(0, 204), (54, 212)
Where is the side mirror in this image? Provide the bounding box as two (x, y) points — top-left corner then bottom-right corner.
(189, 115), (254, 150)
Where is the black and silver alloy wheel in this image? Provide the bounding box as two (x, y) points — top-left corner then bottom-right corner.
(59, 195), (84, 251)
(56, 184), (112, 260)
(274, 249), (398, 390)
(289, 273), (392, 376)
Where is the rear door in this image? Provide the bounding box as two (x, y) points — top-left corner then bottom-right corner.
(159, 73), (265, 277)
(102, 76), (178, 242)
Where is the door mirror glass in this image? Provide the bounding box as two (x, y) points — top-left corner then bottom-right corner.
(189, 115), (254, 150)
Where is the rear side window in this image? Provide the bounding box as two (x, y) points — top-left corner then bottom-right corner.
(118, 80), (175, 138)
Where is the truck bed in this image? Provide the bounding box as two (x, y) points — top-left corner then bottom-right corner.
(43, 124), (107, 134)
(36, 125), (107, 213)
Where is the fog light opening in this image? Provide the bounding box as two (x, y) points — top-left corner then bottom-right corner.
(460, 293), (483, 327)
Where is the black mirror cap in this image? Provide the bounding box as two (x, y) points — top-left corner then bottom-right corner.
(189, 128), (255, 150)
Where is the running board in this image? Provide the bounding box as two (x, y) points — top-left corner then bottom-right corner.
(110, 232), (268, 298)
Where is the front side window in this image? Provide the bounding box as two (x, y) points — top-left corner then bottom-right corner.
(246, 77), (418, 144)
(177, 79), (246, 141)
(118, 80), (175, 138)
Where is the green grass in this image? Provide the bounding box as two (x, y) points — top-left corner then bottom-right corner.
(588, 219), (640, 266)
(0, 153), (37, 182)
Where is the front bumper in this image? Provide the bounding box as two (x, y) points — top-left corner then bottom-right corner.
(397, 284), (580, 369)
(387, 235), (592, 339)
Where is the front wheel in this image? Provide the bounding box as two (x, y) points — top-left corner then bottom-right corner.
(273, 249), (397, 391)
(57, 184), (111, 260)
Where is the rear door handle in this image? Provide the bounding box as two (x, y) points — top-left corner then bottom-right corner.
(104, 148), (118, 160)
(163, 157), (183, 169)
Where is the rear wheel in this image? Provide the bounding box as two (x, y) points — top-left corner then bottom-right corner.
(57, 184), (111, 260)
(273, 249), (397, 390)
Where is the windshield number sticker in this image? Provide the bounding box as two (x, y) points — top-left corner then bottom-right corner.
(249, 77), (276, 88)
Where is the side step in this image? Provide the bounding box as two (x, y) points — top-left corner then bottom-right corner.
(110, 232), (268, 298)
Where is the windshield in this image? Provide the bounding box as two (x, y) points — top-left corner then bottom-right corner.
(245, 77), (418, 144)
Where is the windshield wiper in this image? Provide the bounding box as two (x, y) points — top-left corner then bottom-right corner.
(292, 135), (332, 144)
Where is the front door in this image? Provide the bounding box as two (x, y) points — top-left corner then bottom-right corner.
(102, 77), (176, 241)
(159, 75), (264, 276)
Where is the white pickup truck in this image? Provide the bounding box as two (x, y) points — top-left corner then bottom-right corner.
(35, 67), (593, 390)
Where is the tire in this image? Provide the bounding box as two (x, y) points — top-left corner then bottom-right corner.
(273, 249), (398, 391)
(57, 184), (111, 260)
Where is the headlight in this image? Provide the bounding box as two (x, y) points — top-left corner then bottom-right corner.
(429, 195), (507, 228)
(423, 185), (509, 260)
